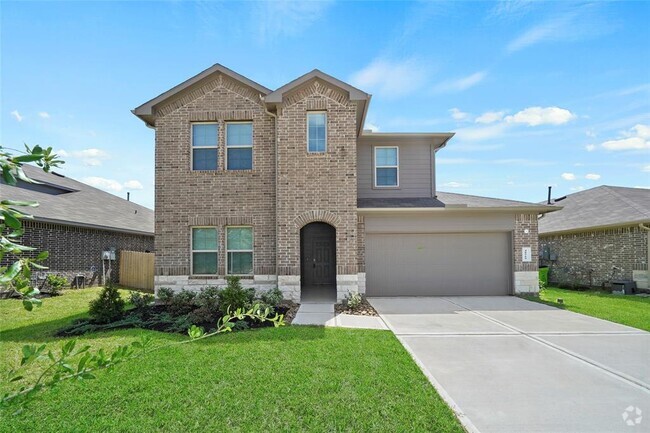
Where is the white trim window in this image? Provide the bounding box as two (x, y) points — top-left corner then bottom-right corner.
(191, 227), (218, 275)
(191, 123), (218, 171)
(226, 226), (253, 275)
(307, 112), (326, 153)
(226, 122), (253, 170)
(374, 146), (399, 187)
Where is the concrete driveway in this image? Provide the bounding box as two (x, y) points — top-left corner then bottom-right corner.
(369, 296), (650, 433)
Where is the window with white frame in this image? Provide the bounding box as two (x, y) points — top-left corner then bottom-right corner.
(307, 112), (326, 153)
(191, 123), (218, 170)
(191, 227), (218, 275)
(226, 227), (253, 275)
(374, 146), (399, 187)
(226, 122), (253, 170)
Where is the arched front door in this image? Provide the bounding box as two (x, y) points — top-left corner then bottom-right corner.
(300, 222), (336, 302)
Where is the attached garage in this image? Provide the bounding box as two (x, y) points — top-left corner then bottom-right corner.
(362, 212), (517, 297)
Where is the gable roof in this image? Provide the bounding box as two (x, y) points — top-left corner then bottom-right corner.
(359, 191), (559, 213)
(264, 69), (370, 103)
(539, 185), (650, 234)
(132, 63), (272, 127)
(2, 165), (154, 235)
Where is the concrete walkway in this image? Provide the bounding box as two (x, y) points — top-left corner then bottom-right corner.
(369, 296), (650, 433)
(292, 302), (387, 330)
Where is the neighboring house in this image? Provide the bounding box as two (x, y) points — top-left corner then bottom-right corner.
(1, 164), (154, 286)
(539, 186), (650, 290)
(133, 63), (556, 302)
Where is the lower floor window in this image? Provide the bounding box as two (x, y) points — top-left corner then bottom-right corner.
(226, 226), (253, 275)
(192, 227), (218, 274)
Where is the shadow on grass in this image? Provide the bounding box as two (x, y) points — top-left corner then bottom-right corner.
(520, 295), (567, 310)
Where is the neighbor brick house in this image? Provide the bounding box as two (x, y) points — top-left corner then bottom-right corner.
(134, 64), (556, 302)
(539, 186), (649, 290)
(1, 164), (154, 286)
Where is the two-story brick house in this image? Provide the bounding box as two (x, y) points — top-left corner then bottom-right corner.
(134, 64), (556, 302)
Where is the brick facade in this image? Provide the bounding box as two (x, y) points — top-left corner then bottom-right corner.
(513, 213), (540, 293)
(2, 221), (153, 286)
(540, 225), (648, 289)
(154, 73), (277, 278)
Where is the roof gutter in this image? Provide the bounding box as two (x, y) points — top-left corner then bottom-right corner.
(539, 219), (650, 236)
(30, 216), (154, 237)
(358, 206), (560, 214)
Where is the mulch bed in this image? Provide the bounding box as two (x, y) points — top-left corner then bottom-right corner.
(335, 298), (378, 316)
(281, 301), (300, 324)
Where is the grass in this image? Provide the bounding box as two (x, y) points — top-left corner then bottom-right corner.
(0, 289), (463, 433)
(522, 286), (650, 331)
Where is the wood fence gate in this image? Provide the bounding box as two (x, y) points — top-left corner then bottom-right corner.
(119, 251), (154, 291)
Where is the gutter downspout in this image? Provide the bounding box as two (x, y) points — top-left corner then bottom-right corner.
(640, 223), (650, 288)
(261, 95), (278, 278)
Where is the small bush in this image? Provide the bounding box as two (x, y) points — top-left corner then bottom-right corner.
(129, 291), (154, 310)
(157, 287), (174, 304)
(345, 291), (363, 309)
(45, 274), (68, 295)
(189, 286), (221, 325)
(259, 287), (283, 308)
(88, 284), (126, 324)
(218, 276), (255, 314)
(168, 289), (197, 316)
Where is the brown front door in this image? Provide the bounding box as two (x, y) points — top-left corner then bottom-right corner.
(300, 222), (336, 288)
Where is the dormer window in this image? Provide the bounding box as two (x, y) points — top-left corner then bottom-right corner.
(374, 146), (399, 187)
(307, 112), (326, 153)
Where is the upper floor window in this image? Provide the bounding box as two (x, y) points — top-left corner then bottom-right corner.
(226, 226), (253, 275)
(191, 227), (218, 275)
(374, 146), (399, 187)
(192, 123), (218, 171)
(226, 122), (253, 170)
(307, 112), (326, 153)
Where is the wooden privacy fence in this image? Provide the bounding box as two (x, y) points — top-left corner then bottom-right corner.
(119, 251), (154, 291)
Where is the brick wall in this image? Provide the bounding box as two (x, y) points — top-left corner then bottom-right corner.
(154, 73), (276, 277)
(514, 213), (539, 272)
(540, 225), (648, 288)
(1, 220), (153, 285)
(275, 79), (358, 277)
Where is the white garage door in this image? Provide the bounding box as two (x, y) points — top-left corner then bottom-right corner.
(366, 232), (512, 296)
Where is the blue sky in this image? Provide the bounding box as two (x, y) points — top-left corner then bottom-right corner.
(2, 0), (649, 209)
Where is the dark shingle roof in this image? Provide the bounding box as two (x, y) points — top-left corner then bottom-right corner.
(359, 192), (555, 210)
(2, 165), (154, 235)
(539, 186), (650, 234)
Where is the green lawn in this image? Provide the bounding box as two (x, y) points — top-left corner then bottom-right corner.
(0, 289), (463, 433)
(523, 287), (650, 331)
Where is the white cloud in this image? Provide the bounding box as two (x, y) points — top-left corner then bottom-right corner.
(82, 177), (123, 192)
(601, 124), (650, 151)
(561, 172), (576, 180)
(634, 186), (650, 189)
(505, 106), (576, 126)
(364, 122), (380, 132)
(124, 180), (144, 190)
(350, 58), (427, 98)
(253, 0), (333, 43)
(475, 111), (505, 124)
(433, 71), (487, 93)
(67, 148), (111, 166)
(10, 110), (23, 122)
(642, 164), (650, 173)
(570, 186), (585, 192)
(585, 144), (596, 152)
(585, 173), (601, 180)
(454, 123), (508, 141)
(585, 129), (596, 138)
(442, 181), (470, 188)
(449, 108), (469, 121)
(38, 112), (50, 119)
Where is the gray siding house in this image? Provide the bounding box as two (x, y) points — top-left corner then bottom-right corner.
(540, 186), (650, 290)
(133, 63), (556, 302)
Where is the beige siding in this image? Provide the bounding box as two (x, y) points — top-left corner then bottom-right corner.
(357, 139), (433, 198)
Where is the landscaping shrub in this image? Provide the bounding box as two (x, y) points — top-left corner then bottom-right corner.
(156, 287), (174, 304)
(218, 276), (255, 314)
(345, 291), (363, 309)
(45, 274), (68, 295)
(129, 291), (154, 310)
(88, 284), (126, 324)
(189, 286), (221, 324)
(259, 287), (283, 308)
(168, 289), (197, 316)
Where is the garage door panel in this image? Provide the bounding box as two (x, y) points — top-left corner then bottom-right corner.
(366, 233), (511, 296)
